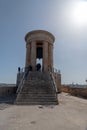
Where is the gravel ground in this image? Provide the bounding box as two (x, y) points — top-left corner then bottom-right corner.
(0, 93), (87, 130)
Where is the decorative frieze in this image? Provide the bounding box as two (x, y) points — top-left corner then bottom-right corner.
(25, 30), (55, 44)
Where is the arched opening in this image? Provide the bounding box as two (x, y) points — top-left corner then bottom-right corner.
(36, 47), (43, 59)
(36, 43), (43, 71)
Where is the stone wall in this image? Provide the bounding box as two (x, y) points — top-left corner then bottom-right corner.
(70, 88), (87, 99)
(60, 85), (71, 93)
(60, 85), (87, 99)
(0, 86), (17, 97)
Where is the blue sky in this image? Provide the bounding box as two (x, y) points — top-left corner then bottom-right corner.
(0, 0), (87, 84)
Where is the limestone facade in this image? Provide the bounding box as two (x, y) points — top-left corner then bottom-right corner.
(25, 30), (55, 72)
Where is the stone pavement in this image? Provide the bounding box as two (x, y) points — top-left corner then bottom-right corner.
(0, 93), (87, 130)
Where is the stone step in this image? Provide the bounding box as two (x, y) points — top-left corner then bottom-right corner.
(22, 87), (54, 91)
(16, 93), (57, 98)
(21, 86), (54, 90)
(22, 82), (53, 86)
(21, 86), (54, 91)
(21, 87), (54, 92)
(21, 89), (54, 93)
(16, 98), (57, 101)
(16, 96), (57, 99)
(22, 83), (53, 88)
(16, 98), (58, 105)
(16, 95), (57, 101)
(16, 97), (57, 101)
(16, 102), (58, 105)
(20, 92), (55, 95)
(26, 72), (51, 81)
(23, 82), (52, 86)
(17, 92), (56, 97)
(16, 101), (58, 105)
(16, 71), (58, 105)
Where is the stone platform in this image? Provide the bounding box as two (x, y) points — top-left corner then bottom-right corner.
(0, 93), (87, 130)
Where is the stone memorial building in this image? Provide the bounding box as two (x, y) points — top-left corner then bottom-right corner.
(16, 30), (61, 105)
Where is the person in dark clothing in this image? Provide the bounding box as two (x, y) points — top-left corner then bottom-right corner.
(18, 67), (20, 73)
(29, 65), (32, 71)
(25, 65), (32, 78)
(36, 63), (41, 71)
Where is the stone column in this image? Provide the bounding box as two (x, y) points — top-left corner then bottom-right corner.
(48, 44), (51, 71)
(25, 43), (31, 68)
(50, 44), (53, 72)
(31, 41), (36, 71)
(43, 41), (48, 71)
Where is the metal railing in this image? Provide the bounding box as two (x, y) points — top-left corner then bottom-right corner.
(16, 67), (28, 94)
(16, 71), (26, 93)
(53, 68), (61, 75)
(48, 70), (58, 98)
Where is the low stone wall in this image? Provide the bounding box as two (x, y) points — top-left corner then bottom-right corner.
(0, 85), (17, 97)
(59, 85), (70, 93)
(60, 85), (87, 99)
(70, 88), (87, 99)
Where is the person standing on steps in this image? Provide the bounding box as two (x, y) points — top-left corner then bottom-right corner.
(36, 63), (41, 71)
(25, 65), (32, 78)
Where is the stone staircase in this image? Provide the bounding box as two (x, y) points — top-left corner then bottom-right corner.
(15, 71), (58, 105)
